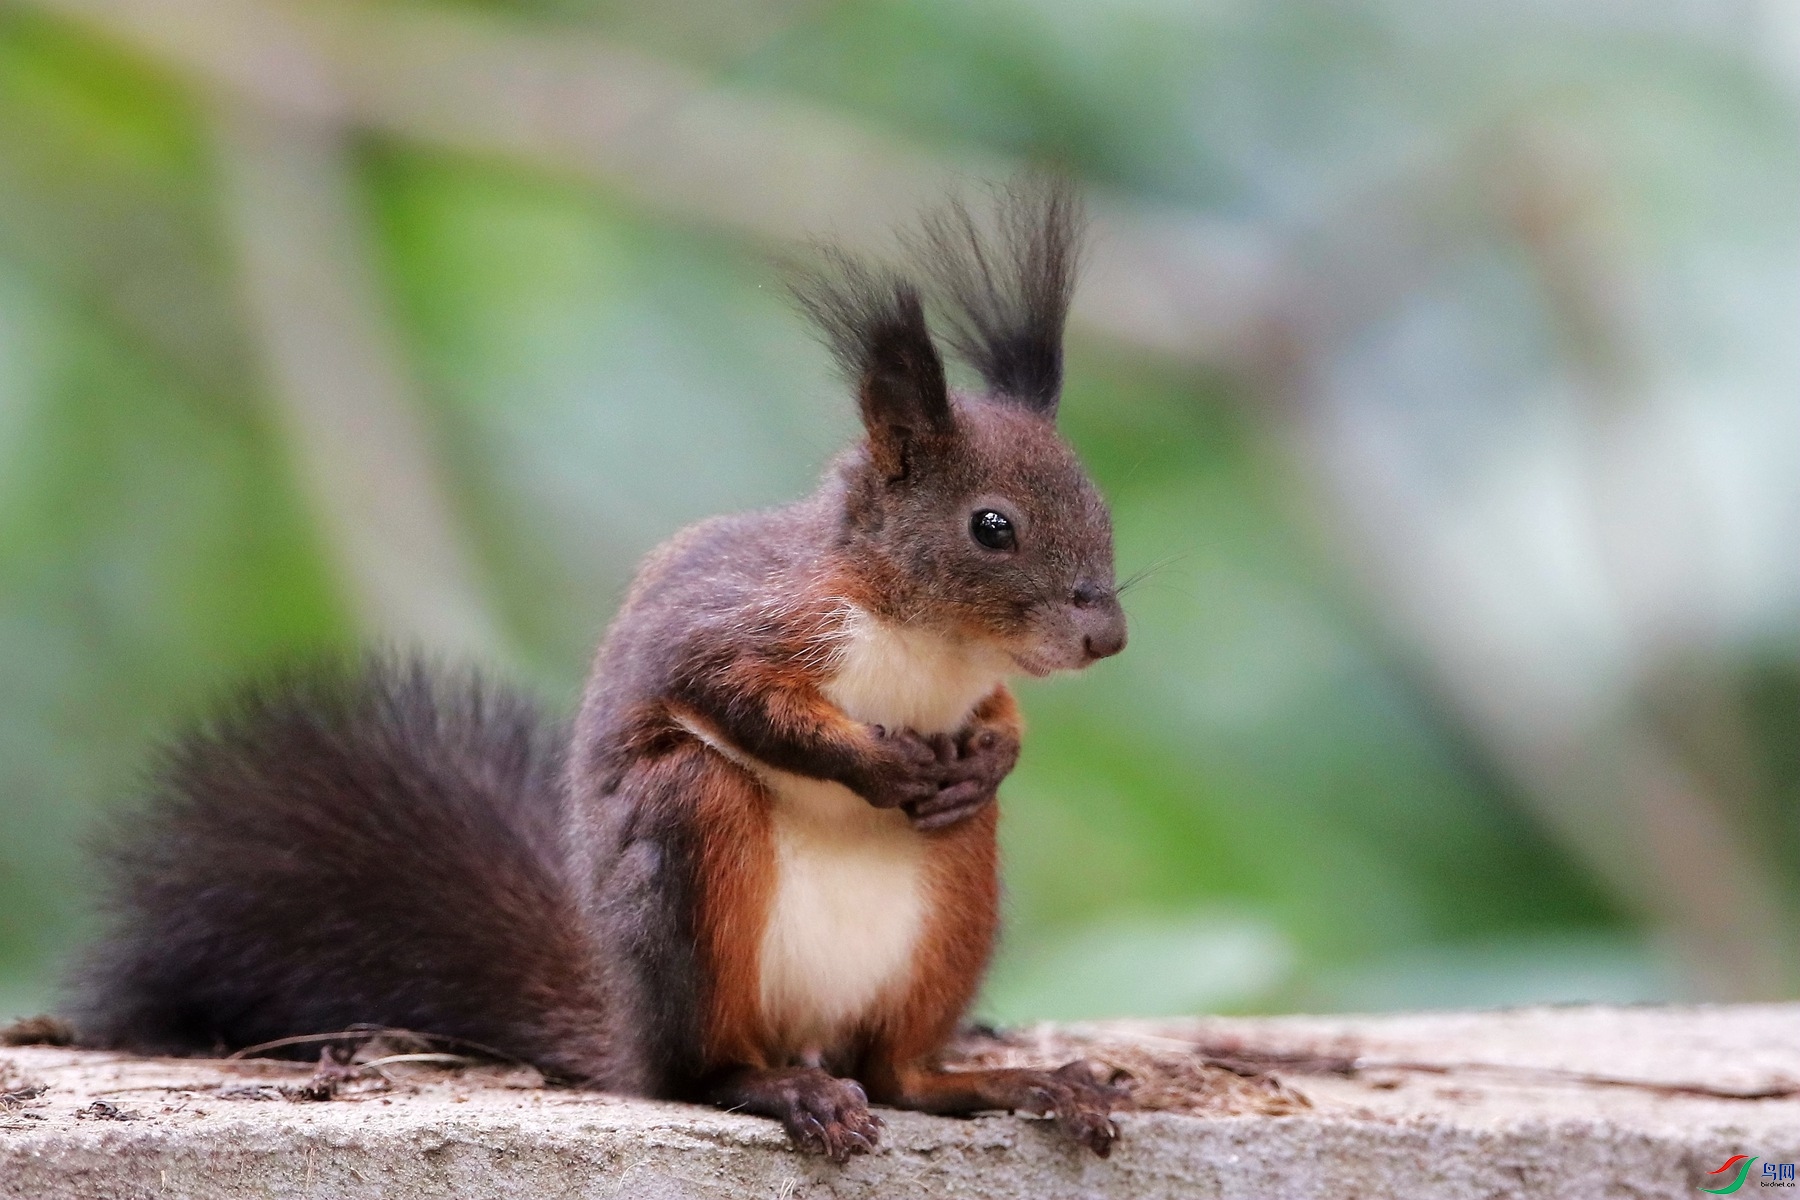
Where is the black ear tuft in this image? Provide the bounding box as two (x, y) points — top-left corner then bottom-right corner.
(913, 174), (1084, 415)
(789, 248), (951, 479)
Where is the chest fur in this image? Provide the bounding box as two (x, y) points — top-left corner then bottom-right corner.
(821, 607), (1015, 735)
(755, 609), (1010, 1060)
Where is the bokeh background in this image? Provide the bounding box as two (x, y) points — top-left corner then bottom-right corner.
(1, 0), (1797, 1024)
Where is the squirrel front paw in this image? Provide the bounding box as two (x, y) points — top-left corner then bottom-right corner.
(854, 725), (949, 811)
(901, 725), (1020, 832)
(854, 723), (1020, 830)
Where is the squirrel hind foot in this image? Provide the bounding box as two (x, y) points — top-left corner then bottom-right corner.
(706, 1066), (884, 1162)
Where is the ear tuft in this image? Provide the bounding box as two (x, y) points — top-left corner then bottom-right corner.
(788, 248), (951, 479)
(912, 174), (1084, 416)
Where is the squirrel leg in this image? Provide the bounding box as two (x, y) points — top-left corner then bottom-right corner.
(568, 740), (774, 1097)
(865, 1059), (1126, 1157)
(704, 1066), (884, 1162)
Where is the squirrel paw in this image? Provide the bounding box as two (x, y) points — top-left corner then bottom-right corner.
(1007, 1060), (1129, 1158)
(857, 726), (949, 811)
(902, 726), (1021, 832)
(775, 1073), (884, 1163)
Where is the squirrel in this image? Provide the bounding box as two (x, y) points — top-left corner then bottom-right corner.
(67, 177), (1130, 1161)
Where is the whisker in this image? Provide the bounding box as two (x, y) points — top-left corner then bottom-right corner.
(1115, 551), (1195, 596)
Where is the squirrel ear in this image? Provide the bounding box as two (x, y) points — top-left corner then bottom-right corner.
(789, 253), (952, 481)
(912, 174), (1082, 418)
(854, 285), (952, 480)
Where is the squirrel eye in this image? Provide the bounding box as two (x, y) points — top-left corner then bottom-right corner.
(970, 509), (1017, 552)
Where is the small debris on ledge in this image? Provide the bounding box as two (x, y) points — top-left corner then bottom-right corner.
(949, 1024), (1315, 1116)
(0, 1015), (76, 1048)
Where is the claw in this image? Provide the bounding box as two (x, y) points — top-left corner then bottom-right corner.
(792, 1112), (827, 1152)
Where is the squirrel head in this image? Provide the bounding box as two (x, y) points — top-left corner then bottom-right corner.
(792, 177), (1125, 675)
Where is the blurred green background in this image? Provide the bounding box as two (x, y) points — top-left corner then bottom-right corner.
(2, 0), (1797, 1024)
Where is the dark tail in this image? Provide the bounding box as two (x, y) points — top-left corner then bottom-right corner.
(68, 657), (629, 1083)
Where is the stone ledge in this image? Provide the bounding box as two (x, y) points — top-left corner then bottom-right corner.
(3, 1004), (1798, 1199)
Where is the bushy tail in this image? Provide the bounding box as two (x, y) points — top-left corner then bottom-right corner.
(68, 658), (626, 1083)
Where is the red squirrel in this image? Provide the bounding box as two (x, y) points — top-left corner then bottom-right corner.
(70, 177), (1130, 1160)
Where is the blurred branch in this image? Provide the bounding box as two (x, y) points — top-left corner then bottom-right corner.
(25, 0), (1285, 371)
(208, 97), (502, 656)
(0, 93), (251, 401)
(1275, 128), (1797, 997)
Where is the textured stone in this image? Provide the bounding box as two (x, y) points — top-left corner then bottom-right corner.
(3, 1004), (1797, 1198)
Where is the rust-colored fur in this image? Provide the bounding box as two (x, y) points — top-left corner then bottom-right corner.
(689, 756), (776, 1068)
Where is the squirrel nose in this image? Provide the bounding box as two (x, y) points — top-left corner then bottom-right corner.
(1082, 622), (1126, 661)
(1072, 586), (1127, 661)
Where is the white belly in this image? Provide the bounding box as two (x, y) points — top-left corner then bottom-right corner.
(755, 606), (1013, 1060)
(756, 771), (926, 1059)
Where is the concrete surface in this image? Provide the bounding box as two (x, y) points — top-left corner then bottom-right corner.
(3, 1004), (1797, 1198)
